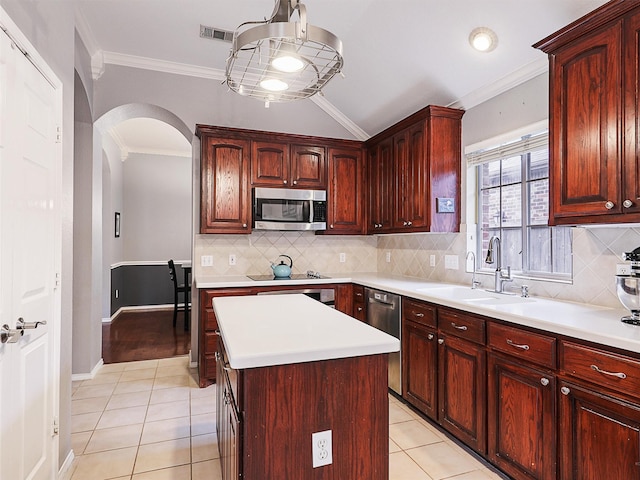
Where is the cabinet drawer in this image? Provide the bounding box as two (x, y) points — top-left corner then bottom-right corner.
(438, 308), (485, 345)
(403, 298), (437, 328)
(204, 331), (218, 354)
(561, 341), (640, 395)
(488, 322), (556, 370)
(353, 285), (365, 301)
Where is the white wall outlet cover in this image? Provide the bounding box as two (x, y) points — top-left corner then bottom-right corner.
(385, 251), (391, 263)
(229, 254), (236, 266)
(312, 430), (333, 468)
(339, 253), (346, 263)
(617, 263), (631, 276)
(430, 255), (436, 267)
(201, 255), (213, 267)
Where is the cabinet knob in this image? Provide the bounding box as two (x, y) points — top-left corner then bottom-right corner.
(437, 338), (444, 345)
(560, 386), (570, 396)
(403, 221), (408, 226)
(427, 333), (434, 340)
(605, 201), (615, 210)
(330, 224), (334, 229)
(540, 377), (549, 387)
(624, 199), (633, 208)
(293, 180), (297, 185)
(357, 307), (363, 312)
(242, 223), (248, 228)
(283, 180), (288, 185)
(407, 221), (412, 226)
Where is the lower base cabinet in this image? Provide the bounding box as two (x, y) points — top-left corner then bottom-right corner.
(216, 338), (241, 480)
(558, 380), (640, 480)
(487, 353), (556, 480)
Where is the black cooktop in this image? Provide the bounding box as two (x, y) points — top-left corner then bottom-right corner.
(247, 273), (330, 281)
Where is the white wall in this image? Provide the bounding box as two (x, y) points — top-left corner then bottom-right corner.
(122, 152), (192, 262)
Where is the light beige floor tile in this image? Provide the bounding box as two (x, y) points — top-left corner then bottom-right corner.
(85, 424), (144, 454)
(405, 441), (482, 480)
(81, 372), (123, 386)
(389, 420), (443, 450)
(71, 412), (102, 433)
(482, 467), (509, 479)
(140, 416), (191, 445)
(134, 437), (191, 474)
(149, 386), (190, 405)
(124, 359), (159, 371)
(192, 459), (222, 480)
(192, 433), (219, 463)
(389, 402), (415, 424)
(120, 368), (157, 382)
(114, 379), (154, 395)
(106, 391), (151, 410)
(157, 355), (189, 367)
(73, 383), (117, 399)
(72, 396), (110, 415)
(132, 464), (191, 480)
(190, 385), (216, 399)
(389, 437), (402, 454)
(453, 469), (505, 480)
(98, 363), (127, 374)
(71, 431), (93, 455)
(70, 446), (137, 480)
(153, 374), (191, 390)
(389, 451), (433, 480)
(191, 412), (216, 436)
(96, 405), (147, 430)
(190, 395), (216, 416)
(155, 364), (191, 378)
(146, 400), (190, 422)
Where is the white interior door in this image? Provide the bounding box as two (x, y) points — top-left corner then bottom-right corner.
(0, 19), (61, 480)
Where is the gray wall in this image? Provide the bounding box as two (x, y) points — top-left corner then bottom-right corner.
(122, 153), (192, 262)
(1, 0), (76, 470)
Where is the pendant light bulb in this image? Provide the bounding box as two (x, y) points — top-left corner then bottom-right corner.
(272, 54), (305, 73)
(260, 78), (289, 92)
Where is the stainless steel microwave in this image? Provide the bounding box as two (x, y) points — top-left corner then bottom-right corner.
(252, 187), (327, 231)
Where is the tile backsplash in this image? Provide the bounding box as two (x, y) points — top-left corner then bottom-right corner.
(195, 226), (640, 309)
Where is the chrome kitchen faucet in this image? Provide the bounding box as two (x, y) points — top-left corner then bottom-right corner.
(485, 236), (513, 294)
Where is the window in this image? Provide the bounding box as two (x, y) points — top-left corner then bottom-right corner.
(468, 129), (572, 280)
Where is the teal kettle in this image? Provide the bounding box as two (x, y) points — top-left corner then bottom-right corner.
(271, 255), (293, 278)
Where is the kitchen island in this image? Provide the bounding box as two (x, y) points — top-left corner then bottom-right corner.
(213, 293), (399, 480)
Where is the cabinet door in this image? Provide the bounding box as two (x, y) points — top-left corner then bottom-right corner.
(250, 140), (290, 187)
(394, 124), (427, 230)
(438, 334), (487, 453)
(368, 138), (394, 233)
(624, 10), (640, 214)
(549, 21), (623, 220)
(200, 136), (251, 233)
(393, 128), (410, 229)
(290, 144), (326, 189)
(559, 380), (640, 480)
(488, 353), (556, 480)
(326, 147), (365, 234)
(402, 320), (438, 420)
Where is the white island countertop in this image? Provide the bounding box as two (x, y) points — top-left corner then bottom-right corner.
(213, 294), (400, 370)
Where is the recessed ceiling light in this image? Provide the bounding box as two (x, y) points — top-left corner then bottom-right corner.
(469, 27), (498, 53)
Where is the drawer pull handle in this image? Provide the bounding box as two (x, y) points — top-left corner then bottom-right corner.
(561, 386), (570, 396)
(591, 364), (627, 379)
(506, 339), (530, 351)
(414, 313), (425, 318)
(451, 322), (468, 331)
(427, 333), (434, 340)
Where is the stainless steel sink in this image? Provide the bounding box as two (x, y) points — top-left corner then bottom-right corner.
(415, 285), (535, 305)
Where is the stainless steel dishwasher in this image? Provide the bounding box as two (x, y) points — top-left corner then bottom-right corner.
(365, 288), (401, 395)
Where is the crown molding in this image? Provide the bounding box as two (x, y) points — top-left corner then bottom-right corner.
(102, 51), (226, 81)
(108, 128), (129, 161)
(447, 57), (548, 110)
(74, 8), (99, 56)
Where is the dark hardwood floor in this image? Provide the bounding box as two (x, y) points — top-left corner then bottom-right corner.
(102, 309), (190, 363)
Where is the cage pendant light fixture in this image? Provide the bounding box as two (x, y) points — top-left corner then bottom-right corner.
(225, 0), (344, 104)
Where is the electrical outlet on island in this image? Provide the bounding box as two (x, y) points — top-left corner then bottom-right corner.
(312, 430), (333, 468)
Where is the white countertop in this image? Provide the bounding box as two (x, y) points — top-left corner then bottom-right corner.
(198, 271), (640, 355)
(213, 294), (401, 369)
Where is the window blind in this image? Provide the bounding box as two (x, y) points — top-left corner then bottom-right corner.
(466, 130), (548, 166)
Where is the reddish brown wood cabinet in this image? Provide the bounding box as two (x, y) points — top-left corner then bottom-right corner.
(326, 147), (365, 234)
(251, 141), (327, 189)
(352, 284), (367, 321)
(198, 134), (251, 234)
(487, 323), (557, 480)
(365, 105), (464, 234)
(535, 1), (640, 224)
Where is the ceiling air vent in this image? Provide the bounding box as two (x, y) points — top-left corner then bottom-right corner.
(200, 25), (233, 42)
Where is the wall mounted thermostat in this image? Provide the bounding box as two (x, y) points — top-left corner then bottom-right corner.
(436, 197), (455, 213)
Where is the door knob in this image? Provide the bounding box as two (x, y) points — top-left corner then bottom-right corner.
(16, 317), (47, 330)
(1, 324), (23, 344)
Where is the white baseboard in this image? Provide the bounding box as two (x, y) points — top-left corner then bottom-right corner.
(71, 358), (104, 381)
(58, 448), (75, 480)
(107, 304), (180, 322)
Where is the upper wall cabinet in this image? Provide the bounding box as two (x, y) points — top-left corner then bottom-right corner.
(535, 0), (640, 225)
(325, 146), (365, 235)
(365, 106), (464, 234)
(250, 141), (327, 189)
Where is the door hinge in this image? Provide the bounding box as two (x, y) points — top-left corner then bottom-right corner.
(52, 416), (59, 436)
(56, 126), (62, 143)
(54, 272), (60, 289)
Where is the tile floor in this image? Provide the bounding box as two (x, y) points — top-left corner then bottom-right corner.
(65, 355), (506, 480)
